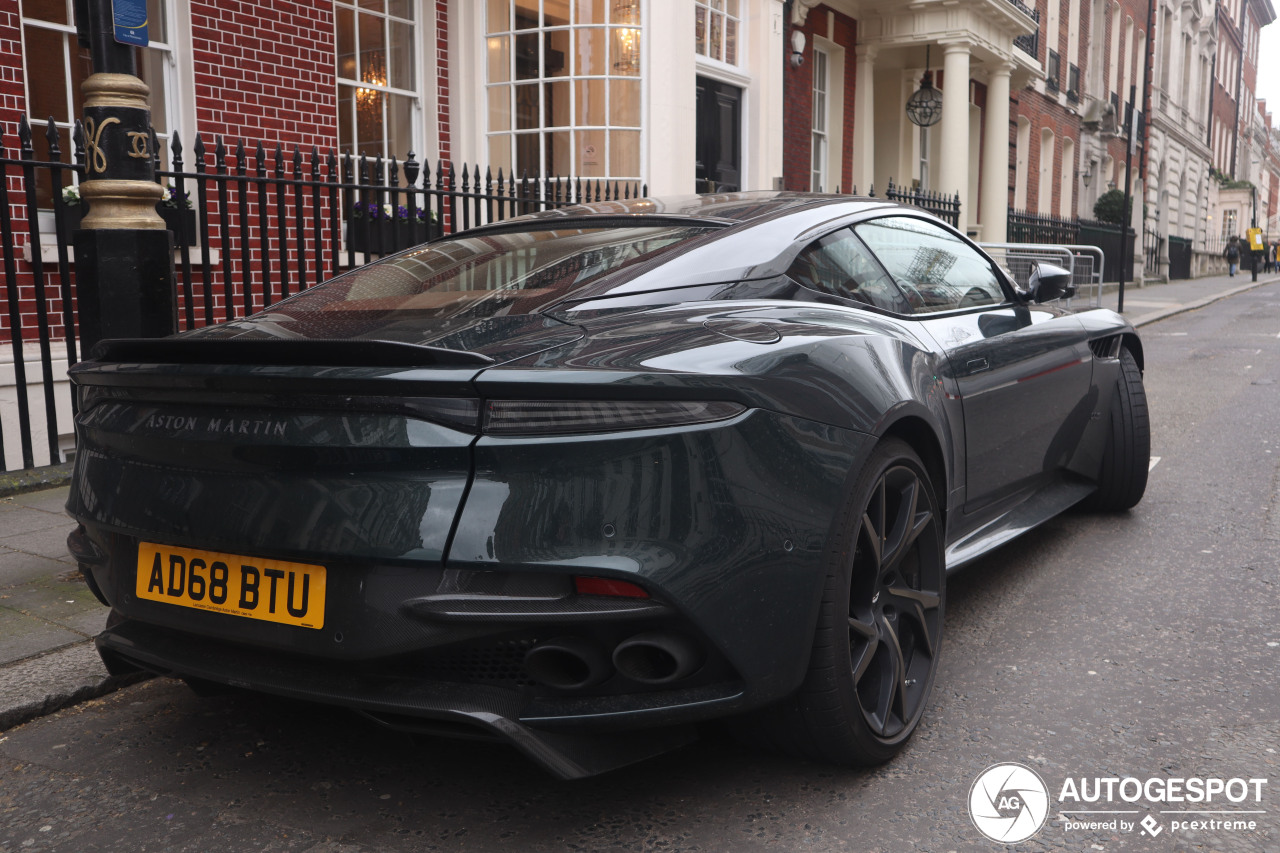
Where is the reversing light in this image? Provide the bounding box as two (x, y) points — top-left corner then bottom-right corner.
(574, 576), (650, 598)
(483, 400), (744, 435)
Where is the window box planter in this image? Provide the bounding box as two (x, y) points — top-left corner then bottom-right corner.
(348, 218), (442, 255)
(159, 206), (198, 246)
(58, 204), (84, 235)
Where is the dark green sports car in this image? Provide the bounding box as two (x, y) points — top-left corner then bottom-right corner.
(66, 192), (1148, 778)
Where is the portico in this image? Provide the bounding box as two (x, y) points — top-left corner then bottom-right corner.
(822, 0), (1038, 239)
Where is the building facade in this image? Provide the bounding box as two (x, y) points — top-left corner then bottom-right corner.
(1145, 0), (1218, 278)
(5, 0), (1280, 324)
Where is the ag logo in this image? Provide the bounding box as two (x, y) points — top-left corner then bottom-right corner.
(969, 762), (1050, 843)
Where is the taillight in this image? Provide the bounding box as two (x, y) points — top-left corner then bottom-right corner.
(482, 400), (744, 435)
(574, 576), (650, 598)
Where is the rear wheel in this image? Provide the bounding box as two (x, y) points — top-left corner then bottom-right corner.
(1080, 347), (1149, 511)
(739, 438), (945, 765)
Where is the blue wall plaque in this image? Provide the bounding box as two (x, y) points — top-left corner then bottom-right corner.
(113, 0), (149, 47)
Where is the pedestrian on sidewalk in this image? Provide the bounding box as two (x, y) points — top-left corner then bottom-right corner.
(1225, 236), (1241, 276)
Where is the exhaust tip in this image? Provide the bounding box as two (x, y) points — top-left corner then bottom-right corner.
(524, 636), (610, 690)
(612, 632), (703, 684)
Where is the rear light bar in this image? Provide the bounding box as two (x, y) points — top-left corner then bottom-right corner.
(483, 400), (744, 436)
(75, 387), (741, 438)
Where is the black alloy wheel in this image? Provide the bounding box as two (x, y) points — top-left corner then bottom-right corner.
(737, 438), (944, 766)
(847, 460), (944, 741)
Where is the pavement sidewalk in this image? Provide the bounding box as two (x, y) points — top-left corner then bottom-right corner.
(0, 488), (145, 731)
(1090, 268), (1280, 326)
(1, 268), (1277, 732)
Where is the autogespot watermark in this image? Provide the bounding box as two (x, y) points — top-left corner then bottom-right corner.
(969, 763), (1051, 843)
(968, 765), (1270, 844)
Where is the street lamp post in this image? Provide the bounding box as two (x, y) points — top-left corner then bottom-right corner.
(1116, 85), (1138, 315)
(72, 0), (175, 356)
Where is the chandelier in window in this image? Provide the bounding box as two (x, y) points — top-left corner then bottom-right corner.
(613, 0), (640, 73)
(905, 46), (943, 128)
(357, 53), (387, 118)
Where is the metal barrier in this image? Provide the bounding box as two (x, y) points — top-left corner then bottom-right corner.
(980, 243), (1105, 308)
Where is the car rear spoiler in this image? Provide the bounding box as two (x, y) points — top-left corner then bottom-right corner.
(85, 337), (496, 368)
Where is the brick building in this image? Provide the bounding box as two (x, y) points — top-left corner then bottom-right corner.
(780, 4), (858, 194)
(1011, 0), (1149, 222)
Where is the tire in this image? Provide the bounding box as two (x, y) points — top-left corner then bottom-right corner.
(1080, 347), (1149, 511)
(736, 438), (945, 766)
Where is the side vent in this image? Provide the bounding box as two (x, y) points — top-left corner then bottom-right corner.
(1088, 335), (1122, 360)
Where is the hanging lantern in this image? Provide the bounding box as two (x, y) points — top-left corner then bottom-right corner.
(906, 47), (943, 128)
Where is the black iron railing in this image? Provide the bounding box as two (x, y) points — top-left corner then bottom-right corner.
(849, 180), (962, 227)
(1013, 8), (1040, 58)
(0, 118), (81, 471)
(1046, 50), (1060, 91)
(1144, 226), (1161, 274)
(1008, 208), (1136, 283)
(1008, 208), (1079, 245)
(156, 134), (646, 331)
(884, 179), (961, 227)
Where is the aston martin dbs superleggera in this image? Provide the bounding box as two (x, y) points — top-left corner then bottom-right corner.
(66, 192), (1148, 778)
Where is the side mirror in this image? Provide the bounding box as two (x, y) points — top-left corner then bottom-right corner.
(1024, 261), (1075, 303)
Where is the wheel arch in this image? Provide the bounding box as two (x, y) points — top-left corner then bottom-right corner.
(878, 414), (948, 528)
(1121, 333), (1144, 372)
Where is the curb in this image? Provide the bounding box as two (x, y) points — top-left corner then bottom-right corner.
(0, 462), (73, 499)
(0, 641), (151, 732)
(1130, 276), (1280, 328)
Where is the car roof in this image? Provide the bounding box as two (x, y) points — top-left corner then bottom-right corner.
(452, 192), (913, 300)
(469, 190), (891, 229)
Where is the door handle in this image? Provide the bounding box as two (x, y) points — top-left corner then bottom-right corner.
(965, 357), (990, 374)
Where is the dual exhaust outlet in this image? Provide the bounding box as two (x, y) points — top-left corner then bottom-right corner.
(524, 632), (702, 691)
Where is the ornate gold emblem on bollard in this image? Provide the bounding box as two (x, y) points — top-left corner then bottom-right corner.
(79, 73), (165, 231)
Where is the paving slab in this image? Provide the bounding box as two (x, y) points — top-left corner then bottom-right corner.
(0, 546), (74, 588)
(0, 527), (75, 563)
(1, 575), (105, 630)
(0, 608), (85, 666)
(5, 489), (71, 513)
(0, 506), (75, 540)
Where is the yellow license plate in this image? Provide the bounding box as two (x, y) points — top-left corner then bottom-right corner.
(136, 542), (326, 630)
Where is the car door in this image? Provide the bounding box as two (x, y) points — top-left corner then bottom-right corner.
(853, 215), (1094, 512)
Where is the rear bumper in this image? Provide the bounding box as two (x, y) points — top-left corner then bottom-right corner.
(72, 407), (873, 774)
(97, 618), (722, 779)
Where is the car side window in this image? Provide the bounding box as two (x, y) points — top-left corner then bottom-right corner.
(785, 228), (912, 313)
(853, 216), (1008, 314)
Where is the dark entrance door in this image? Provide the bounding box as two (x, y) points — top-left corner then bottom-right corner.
(695, 76), (741, 193)
(1167, 236), (1192, 280)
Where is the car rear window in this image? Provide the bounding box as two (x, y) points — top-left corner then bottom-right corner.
(261, 225), (717, 328)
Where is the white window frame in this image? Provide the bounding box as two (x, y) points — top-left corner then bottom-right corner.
(334, 0), (425, 161)
(694, 0), (742, 68)
(19, 0), (189, 229)
(483, 0), (645, 183)
(20, 2), (182, 167)
(811, 46), (829, 192)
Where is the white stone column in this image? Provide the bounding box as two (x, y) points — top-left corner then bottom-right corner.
(851, 44), (878, 194)
(980, 62), (1013, 243)
(938, 41), (972, 232)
